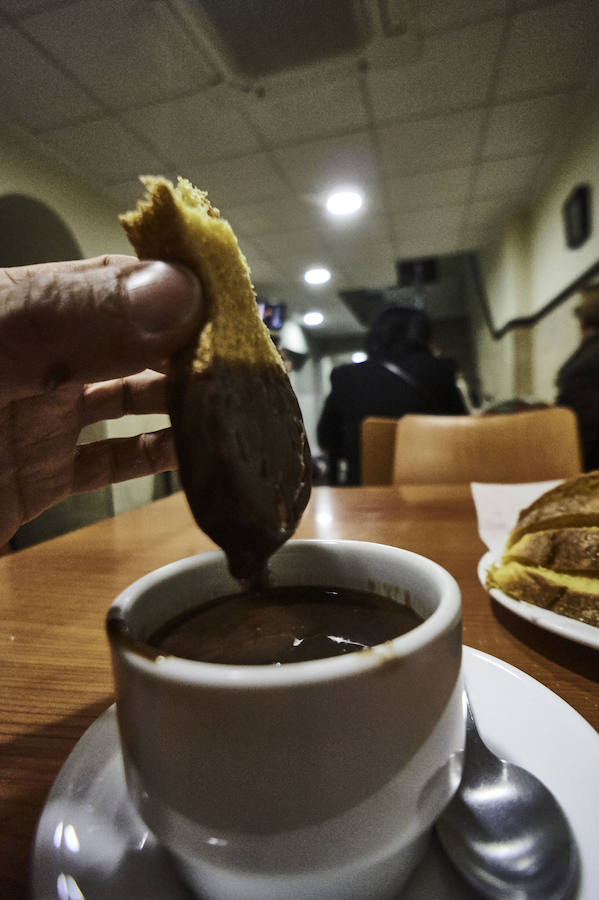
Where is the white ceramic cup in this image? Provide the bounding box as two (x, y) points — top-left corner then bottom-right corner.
(107, 539), (464, 900)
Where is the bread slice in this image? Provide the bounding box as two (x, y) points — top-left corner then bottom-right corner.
(486, 471), (599, 628)
(487, 561), (599, 627)
(506, 471), (599, 547)
(503, 527), (599, 573)
(121, 176), (311, 581)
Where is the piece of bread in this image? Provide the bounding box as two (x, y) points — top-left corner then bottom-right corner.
(486, 471), (599, 628)
(120, 176), (311, 581)
(503, 527), (599, 573)
(505, 471), (599, 547)
(486, 561), (599, 627)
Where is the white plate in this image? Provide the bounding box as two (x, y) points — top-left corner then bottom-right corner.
(31, 647), (599, 900)
(478, 550), (599, 650)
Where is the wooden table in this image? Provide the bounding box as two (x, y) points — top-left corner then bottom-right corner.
(2, 484), (598, 897)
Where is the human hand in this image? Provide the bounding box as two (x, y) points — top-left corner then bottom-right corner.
(0, 255), (203, 546)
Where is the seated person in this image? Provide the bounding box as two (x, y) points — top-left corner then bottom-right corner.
(317, 305), (467, 485)
(556, 283), (599, 471)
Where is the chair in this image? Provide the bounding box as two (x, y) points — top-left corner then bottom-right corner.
(360, 417), (401, 485)
(391, 407), (583, 485)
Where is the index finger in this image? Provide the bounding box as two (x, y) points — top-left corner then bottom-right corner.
(0, 255), (138, 287)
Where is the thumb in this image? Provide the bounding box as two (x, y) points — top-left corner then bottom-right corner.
(0, 257), (203, 397)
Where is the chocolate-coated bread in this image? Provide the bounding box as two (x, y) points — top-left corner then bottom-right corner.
(121, 177), (311, 580)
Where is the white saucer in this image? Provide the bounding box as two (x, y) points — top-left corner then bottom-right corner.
(478, 550), (599, 650)
(31, 647), (599, 900)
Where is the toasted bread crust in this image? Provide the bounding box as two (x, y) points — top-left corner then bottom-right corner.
(120, 176), (284, 373)
(505, 527), (599, 573)
(507, 471), (599, 545)
(487, 560), (599, 627)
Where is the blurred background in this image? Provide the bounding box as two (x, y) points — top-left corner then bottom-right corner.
(2, 0), (599, 537)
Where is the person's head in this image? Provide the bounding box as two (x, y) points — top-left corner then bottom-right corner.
(575, 284), (599, 336)
(365, 304), (431, 362)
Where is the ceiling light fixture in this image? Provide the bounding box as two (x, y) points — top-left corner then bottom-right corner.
(326, 189), (363, 216)
(352, 351), (367, 363)
(304, 267), (331, 285)
(303, 311), (324, 326)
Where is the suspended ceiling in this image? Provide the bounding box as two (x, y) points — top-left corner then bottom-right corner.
(1, 0), (599, 337)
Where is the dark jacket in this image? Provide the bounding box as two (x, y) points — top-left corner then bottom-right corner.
(556, 332), (599, 470)
(317, 351), (467, 485)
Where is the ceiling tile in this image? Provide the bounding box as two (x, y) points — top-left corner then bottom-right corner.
(235, 238), (284, 285)
(465, 196), (522, 230)
(298, 289), (343, 322)
(326, 236), (397, 287)
(41, 118), (164, 182)
(225, 193), (314, 238)
(239, 74), (368, 144)
(396, 230), (462, 258)
(418, 0), (507, 32)
(336, 244), (397, 289)
(482, 93), (573, 158)
(394, 205), (464, 237)
(496, 0), (599, 98)
(511, 0), (557, 7)
(273, 133), (379, 193)
(320, 214), (391, 255)
(368, 20), (504, 123)
(22, 0), (220, 111)
(186, 153), (289, 207)
(392, 206), (464, 257)
(252, 228), (329, 267)
(0, 0), (64, 13)
(473, 154), (545, 198)
(378, 108), (485, 175)
(386, 166), (473, 211)
(3, 0), (599, 339)
(261, 277), (325, 311)
(0, 25), (100, 131)
(124, 89), (261, 167)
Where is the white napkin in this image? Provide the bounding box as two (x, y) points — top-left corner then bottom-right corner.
(470, 480), (563, 555)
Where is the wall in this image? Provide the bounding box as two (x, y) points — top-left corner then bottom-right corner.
(0, 124), (131, 259)
(477, 84), (599, 405)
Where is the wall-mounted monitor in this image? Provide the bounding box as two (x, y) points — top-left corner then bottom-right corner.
(257, 300), (286, 330)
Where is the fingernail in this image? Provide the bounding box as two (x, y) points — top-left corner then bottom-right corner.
(126, 261), (201, 333)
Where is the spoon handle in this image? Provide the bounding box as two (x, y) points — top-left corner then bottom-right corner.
(463, 692), (506, 778)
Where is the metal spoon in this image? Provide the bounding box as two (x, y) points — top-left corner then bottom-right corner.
(436, 692), (579, 900)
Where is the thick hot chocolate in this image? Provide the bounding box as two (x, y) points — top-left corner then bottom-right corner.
(148, 585), (423, 665)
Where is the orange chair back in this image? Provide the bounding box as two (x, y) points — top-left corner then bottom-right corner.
(360, 417), (401, 485)
(392, 408), (583, 485)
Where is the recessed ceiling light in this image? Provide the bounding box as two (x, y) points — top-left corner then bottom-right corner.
(304, 267), (331, 285)
(303, 311), (324, 327)
(326, 189), (363, 216)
